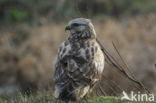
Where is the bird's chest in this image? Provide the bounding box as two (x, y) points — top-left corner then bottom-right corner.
(60, 40), (104, 71)
(70, 42), (86, 57)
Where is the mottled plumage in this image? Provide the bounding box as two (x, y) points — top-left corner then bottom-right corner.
(53, 18), (104, 102)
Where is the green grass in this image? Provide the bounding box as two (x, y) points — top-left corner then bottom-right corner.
(0, 93), (155, 103)
(0, 95), (118, 103)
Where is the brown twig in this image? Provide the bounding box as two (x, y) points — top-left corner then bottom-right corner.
(96, 38), (150, 94)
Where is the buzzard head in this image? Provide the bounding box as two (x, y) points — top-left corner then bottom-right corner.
(65, 18), (96, 39)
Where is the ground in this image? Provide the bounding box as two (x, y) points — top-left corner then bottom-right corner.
(0, 92), (156, 103)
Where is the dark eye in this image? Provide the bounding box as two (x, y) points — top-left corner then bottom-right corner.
(72, 23), (80, 27)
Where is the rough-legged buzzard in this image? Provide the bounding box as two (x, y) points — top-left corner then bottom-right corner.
(53, 18), (104, 102)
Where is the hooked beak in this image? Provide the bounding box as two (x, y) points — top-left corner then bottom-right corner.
(65, 25), (71, 31)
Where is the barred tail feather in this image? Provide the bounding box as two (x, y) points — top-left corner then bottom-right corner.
(59, 89), (77, 102)
(54, 85), (77, 103)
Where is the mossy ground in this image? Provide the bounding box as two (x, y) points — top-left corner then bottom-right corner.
(0, 93), (155, 103)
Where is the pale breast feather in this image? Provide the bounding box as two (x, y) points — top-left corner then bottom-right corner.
(93, 42), (105, 74)
(58, 40), (71, 60)
(83, 40), (104, 79)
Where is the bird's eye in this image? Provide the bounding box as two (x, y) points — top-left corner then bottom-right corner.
(72, 23), (80, 27)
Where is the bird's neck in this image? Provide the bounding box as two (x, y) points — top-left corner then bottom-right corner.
(68, 30), (96, 42)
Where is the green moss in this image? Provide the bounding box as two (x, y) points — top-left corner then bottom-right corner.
(10, 8), (30, 21)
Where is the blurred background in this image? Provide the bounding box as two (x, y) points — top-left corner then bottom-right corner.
(0, 0), (156, 96)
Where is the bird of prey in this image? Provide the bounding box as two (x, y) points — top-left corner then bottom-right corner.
(53, 18), (104, 102)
